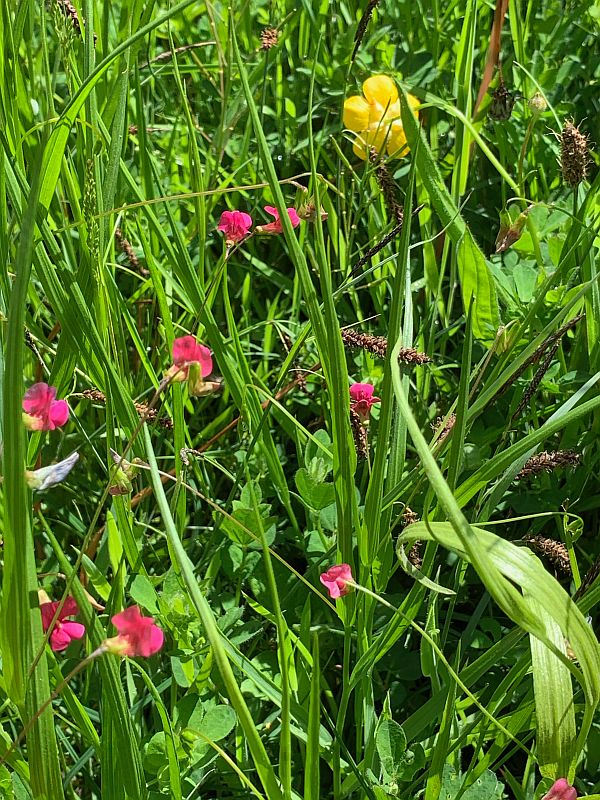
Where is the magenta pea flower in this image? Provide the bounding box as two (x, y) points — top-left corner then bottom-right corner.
(104, 606), (164, 658)
(349, 383), (381, 421)
(217, 210), (253, 245)
(256, 205), (301, 235)
(40, 595), (85, 652)
(542, 779), (577, 800)
(167, 335), (215, 396)
(22, 383), (69, 431)
(320, 564), (354, 599)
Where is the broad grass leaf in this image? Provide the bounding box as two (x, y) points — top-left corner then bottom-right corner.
(398, 522), (600, 770)
(527, 595), (576, 779)
(399, 88), (500, 340)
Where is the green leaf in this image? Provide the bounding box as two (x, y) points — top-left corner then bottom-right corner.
(440, 765), (504, 799)
(399, 89), (500, 339)
(375, 719), (407, 779)
(295, 468), (336, 510)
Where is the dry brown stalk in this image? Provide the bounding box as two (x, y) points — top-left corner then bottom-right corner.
(351, 222), (403, 276)
(350, 408), (369, 460)
(351, 0), (379, 61)
(370, 150), (403, 224)
(511, 340), (559, 420)
(496, 315), (583, 401)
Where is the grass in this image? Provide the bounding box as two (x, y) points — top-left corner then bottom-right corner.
(0, 0), (599, 798)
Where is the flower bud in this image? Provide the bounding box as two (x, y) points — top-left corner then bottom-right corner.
(541, 778), (577, 800)
(528, 92), (547, 115)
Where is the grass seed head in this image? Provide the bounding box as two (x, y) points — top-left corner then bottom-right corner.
(560, 119), (590, 187)
(260, 27), (280, 50)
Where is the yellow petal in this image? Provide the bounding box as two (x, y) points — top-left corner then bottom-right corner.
(352, 126), (387, 160)
(387, 122), (409, 158)
(343, 96), (370, 132)
(362, 75), (398, 107)
(407, 93), (420, 117)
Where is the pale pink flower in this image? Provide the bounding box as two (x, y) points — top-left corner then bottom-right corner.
(40, 597), (85, 652)
(542, 779), (577, 800)
(217, 210), (253, 245)
(104, 606), (164, 657)
(349, 383), (381, 421)
(171, 336), (213, 381)
(22, 383), (69, 431)
(256, 206), (301, 234)
(320, 564), (354, 599)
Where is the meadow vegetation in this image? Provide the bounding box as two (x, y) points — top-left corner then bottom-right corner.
(1, 0), (599, 798)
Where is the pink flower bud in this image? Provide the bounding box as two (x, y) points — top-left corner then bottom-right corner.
(256, 206), (301, 234)
(542, 778), (577, 800)
(319, 564), (354, 599)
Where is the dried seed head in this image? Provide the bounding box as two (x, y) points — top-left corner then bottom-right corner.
(401, 506), (420, 528)
(82, 388), (107, 402)
(524, 534), (571, 575)
(350, 408), (369, 460)
(55, 0), (81, 35)
(260, 27), (280, 50)
(341, 329), (431, 364)
(407, 540), (423, 569)
(431, 413), (456, 444)
(560, 120), (590, 187)
(516, 450), (581, 480)
(352, 0), (379, 61)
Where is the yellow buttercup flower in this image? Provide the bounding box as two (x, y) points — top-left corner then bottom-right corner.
(343, 75), (419, 160)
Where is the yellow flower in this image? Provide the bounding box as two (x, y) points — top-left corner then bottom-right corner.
(343, 75), (419, 160)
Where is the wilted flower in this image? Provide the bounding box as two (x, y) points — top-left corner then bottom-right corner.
(25, 452), (79, 491)
(255, 206), (301, 235)
(320, 564), (354, 599)
(104, 606), (164, 657)
(217, 210), (253, 245)
(343, 75), (419, 160)
(349, 383), (381, 421)
(39, 593), (85, 652)
(541, 778), (577, 800)
(22, 383), (69, 432)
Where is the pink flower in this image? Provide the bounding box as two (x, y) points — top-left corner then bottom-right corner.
(542, 779), (577, 800)
(171, 336), (213, 381)
(217, 210), (253, 245)
(22, 383), (69, 431)
(349, 383), (381, 421)
(257, 206), (301, 235)
(40, 597), (85, 652)
(320, 564), (354, 599)
(105, 606), (164, 657)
